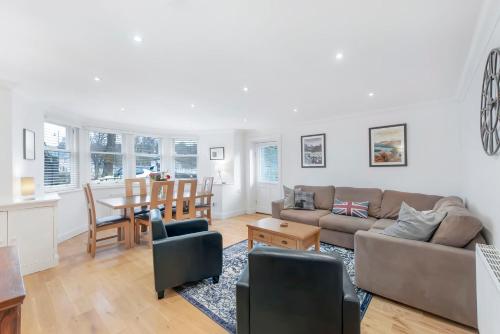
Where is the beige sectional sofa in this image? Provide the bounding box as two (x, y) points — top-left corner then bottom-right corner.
(271, 185), (485, 328)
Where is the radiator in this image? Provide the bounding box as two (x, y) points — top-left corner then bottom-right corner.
(476, 244), (500, 334)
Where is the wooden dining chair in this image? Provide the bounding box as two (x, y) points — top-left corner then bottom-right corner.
(196, 177), (214, 225)
(125, 178), (149, 215)
(174, 179), (198, 221)
(83, 183), (131, 257)
(135, 180), (174, 248)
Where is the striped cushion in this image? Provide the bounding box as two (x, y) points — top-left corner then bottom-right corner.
(332, 199), (369, 219)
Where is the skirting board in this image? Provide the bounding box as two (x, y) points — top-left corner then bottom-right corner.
(58, 225), (88, 243)
(213, 209), (247, 220)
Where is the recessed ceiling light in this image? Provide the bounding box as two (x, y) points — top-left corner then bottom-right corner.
(242, 86), (249, 92)
(94, 76), (101, 82)
(368, 92), (375, 97)
(243, 117), (248, 123)
(190, 103), (196, 108)
(293, 108), (298, 113)
(133, 35), (143, 43)
(120, 107), (125, 112)
(335, 52), (344, 60)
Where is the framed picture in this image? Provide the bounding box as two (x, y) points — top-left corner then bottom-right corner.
(301, 133), (326, 168)
(23, 129), (35, 160)
(210, 147), (225, 160)
(369, 124), (407, 167)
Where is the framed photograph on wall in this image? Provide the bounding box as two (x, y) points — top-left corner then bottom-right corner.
(369, 124), (407, 167)
(301, 133), (326, 168)
(23, 128), (35, 160)
(210, 147), (225, 160)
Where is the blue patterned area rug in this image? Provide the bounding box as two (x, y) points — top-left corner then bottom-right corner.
(174, 241), (372, 333)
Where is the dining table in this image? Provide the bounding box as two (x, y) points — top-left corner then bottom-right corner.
(97, 191), (213, 248)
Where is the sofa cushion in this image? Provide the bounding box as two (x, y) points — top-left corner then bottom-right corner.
(280, 209), (331, 226)
(332, 199), (369, 218)
(319, 213), (376, 234)
(380, 190), (442, 219)
(283, 185), (296, 209)
(295, 185), (335, 210)
(433, 196), (464, 211)
(369, 219), (396, 232)
(334, 187), (383, 217)
(464, 233), (486, 250)
(293, 190), (315, 210)
(430, 205), (483, 248)
(382, 202), (446, 241)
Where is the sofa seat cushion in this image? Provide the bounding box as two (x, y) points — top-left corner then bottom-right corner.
(369, 219), (396, 232)
(334, 187), (383, 217)
(319, 213), (376, 234)
(294, 185), (335, 210)
(380, 190), (442, 219)
(280, 209), (331, 226)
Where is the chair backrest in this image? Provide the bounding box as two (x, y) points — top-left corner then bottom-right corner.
(199, 177), (214, 205)
(248, 247), (344, 333)
(83, 183), (97, 232)
(125, 178), (147, 196)
(176, 179), (198, 220)
(150, 180), (175, 221)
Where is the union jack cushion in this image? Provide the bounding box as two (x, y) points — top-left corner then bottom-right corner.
(332, 199), (369, 218)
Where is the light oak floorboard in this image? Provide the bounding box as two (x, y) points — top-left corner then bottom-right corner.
(22, 214), (477, 334)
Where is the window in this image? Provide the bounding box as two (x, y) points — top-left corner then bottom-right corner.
(257, 143), (279, 183)
(173, 139), (198, 179)
(44, 122), (79, 190)
(89, 131), (123, 183)
(135, 136), (161, 177)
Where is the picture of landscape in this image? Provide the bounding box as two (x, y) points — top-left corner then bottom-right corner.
(369, 124), (407, 167)
(301, 133), (326, 168)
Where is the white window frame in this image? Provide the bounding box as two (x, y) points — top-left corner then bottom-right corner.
(43, 122), (79, 192)
(172, 138), (198, 179)
(256, 142), (280, 184)
(134, 135), (162, 178)
(88, 130), (125, 184)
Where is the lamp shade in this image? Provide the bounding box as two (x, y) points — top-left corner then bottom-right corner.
(20, 177), (35, 197)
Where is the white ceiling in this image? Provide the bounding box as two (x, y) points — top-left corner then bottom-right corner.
(0, 0), (484, 130)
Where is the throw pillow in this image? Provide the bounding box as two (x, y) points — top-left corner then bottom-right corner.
(382, 202), (447, 241)
(332, 199), (369, 218)
(294, 190), (315, 210)
(283, 185), (297, 209)
(430, 205), (483, 247)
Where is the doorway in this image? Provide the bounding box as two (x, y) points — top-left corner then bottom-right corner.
(255, 141), (281, 214)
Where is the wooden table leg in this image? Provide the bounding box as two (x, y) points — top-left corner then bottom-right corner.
(248, 229), (253, 251)
(128, 208), (136, 248)
(315, 233), (320, 252)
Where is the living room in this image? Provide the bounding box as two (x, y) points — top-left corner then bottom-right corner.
(0, 0), (499, 333)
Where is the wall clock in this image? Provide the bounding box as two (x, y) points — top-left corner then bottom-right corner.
(481, 48), (500, 155)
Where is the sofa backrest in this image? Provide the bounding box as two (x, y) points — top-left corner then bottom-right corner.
(379, 190), (442, 219)
(295, 185), (335, 210)
(334, 187), (383, 217)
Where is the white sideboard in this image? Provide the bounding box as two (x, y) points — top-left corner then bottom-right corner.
(0, 193), (60, 275)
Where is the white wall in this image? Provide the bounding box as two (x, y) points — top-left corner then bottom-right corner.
(0, 84), (13, 202)
(247, 101), (463, 201)
(459, 0), (500, 246)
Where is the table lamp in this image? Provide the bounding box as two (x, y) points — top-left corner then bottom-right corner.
(20, 177), (35, 199)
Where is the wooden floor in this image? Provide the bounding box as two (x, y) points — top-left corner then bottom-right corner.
(22, 214), (477, 334)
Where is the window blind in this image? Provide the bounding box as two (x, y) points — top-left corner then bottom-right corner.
(44, 122), (79, 190)
(173, 139), (198, 179)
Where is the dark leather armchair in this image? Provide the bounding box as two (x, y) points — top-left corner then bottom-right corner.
(150, 209), (223, 299)
(236, 246), (360, 334)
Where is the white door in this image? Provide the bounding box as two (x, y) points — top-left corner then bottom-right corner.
(255, 142), (281, 214)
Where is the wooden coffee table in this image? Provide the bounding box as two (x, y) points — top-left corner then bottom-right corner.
(247, 217), (321, 251)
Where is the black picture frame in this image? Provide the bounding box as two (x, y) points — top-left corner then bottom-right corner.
(301, 133), (326, 168)
(210, 147), (225, 160)
(23, 128), (35, 160)
(369, 123), (407, 167)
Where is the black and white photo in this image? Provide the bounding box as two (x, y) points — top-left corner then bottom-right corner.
(301, 134), (326, 168)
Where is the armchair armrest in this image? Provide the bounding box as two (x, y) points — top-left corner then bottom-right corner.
(271, 199), (284, 219)
(342, 266), (360, 334)
(236, 266), (250, 334)
(152, 231), (222, 291)
(354, 230), (477, 328)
